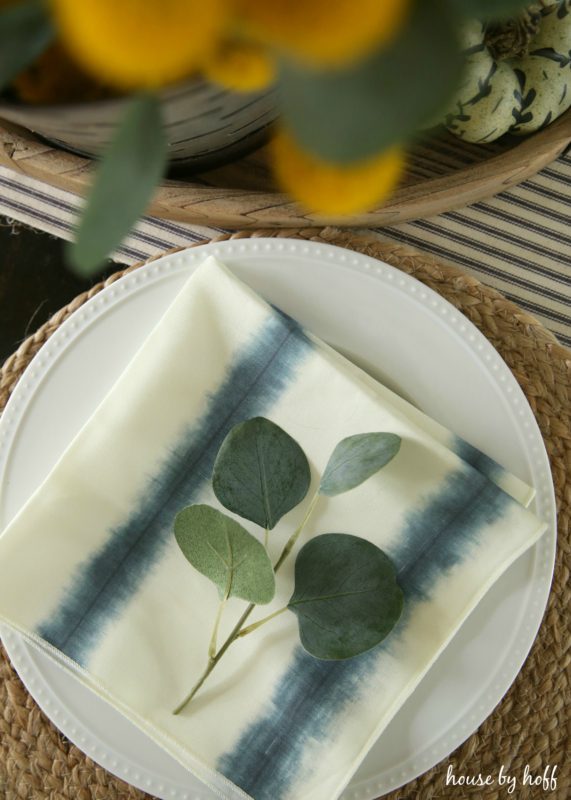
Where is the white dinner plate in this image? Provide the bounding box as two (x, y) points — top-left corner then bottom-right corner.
(0, 238), (556, 800)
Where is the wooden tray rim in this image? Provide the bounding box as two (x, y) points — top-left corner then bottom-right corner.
(0, 111), (570, 229)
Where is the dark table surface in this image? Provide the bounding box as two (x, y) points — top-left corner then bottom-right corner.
(0, 218), (120, 364)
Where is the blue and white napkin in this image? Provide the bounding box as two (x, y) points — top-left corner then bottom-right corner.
(0, 256), (546, 800)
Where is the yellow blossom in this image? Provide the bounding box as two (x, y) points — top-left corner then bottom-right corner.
(203, 40), (275, 92)
(238, 0), (411, 67)
(51, 0), (228, 89)
(271, 129), (404, 216)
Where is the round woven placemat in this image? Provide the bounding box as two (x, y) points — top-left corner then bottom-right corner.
(0, 228), (569, 800)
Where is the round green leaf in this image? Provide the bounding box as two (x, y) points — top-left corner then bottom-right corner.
(174, 504), (275, 605)
(69, 93), (167, 276)
(288, 533), (403, 660)
(449, 0), (532, 19)
(0, 0), (54, 91)
(320, 433), (401, 497)
(213, 417), (311, 530)
(278, 0), (463, 164)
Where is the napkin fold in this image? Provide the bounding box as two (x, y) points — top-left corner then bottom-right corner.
(0, 256), (546, 800)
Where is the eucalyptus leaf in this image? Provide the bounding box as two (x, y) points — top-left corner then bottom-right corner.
(278, 0), (462, 163)
(320, 432), (401, 496)
(174, 504), (275, 604)
(69, 93), (167, 276)
(213, 417), (311, 530)
(0, 0), (54, 91)
(449, 0), (532, 20)
(288, 533), (403, 660)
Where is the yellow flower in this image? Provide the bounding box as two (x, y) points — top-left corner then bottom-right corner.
(203, 40), (275, 92)
(238, 0), (411, 67)
(271, 129), (404, 216)
(51, 0), (228, 89)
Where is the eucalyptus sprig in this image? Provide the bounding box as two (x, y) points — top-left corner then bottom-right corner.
(172, 417), (404, 714)
(0, 0), (535, 273)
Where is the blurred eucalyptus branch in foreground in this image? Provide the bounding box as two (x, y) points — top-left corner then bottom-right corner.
(0, 0), (534, 274)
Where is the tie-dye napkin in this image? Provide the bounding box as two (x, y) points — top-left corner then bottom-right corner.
(0, 256), (545, 800)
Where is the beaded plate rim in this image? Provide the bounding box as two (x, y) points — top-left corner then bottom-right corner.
(0, 237), (556, 800)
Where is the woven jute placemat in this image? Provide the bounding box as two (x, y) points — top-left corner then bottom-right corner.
(0, 228), (569, 800)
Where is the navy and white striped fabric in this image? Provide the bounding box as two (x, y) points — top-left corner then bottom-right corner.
(375, 154), (571, 349)
(0, 148), (570, 348)
(0, 258), (545, 800)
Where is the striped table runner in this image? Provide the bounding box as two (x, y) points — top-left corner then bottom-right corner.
(0, 150), (569, 348)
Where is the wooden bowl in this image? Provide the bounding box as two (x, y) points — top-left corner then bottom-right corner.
(0, 110), (569, 229)
(0, 83), (277, 171)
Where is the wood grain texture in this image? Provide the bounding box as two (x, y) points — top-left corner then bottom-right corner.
(0, 111), (570, 229)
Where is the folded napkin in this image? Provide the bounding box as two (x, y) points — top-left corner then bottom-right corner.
(0, 256), (545, 800)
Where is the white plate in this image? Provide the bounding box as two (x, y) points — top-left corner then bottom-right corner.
(0, 239), (556, 800)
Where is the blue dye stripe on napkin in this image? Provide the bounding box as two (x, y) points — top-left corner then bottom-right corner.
(451, 435), (502, 485)
(36, 310), (315, 666)
(218, 467), (509, 800)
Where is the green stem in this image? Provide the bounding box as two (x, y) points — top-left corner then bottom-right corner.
(208, 596), (227, 659)
(173, 602), (255, 715)
(173, 492), (320, 714)
(273, 491), (319, 573)
(264, 527), (269, 550)
(238, 607), (288, 638)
